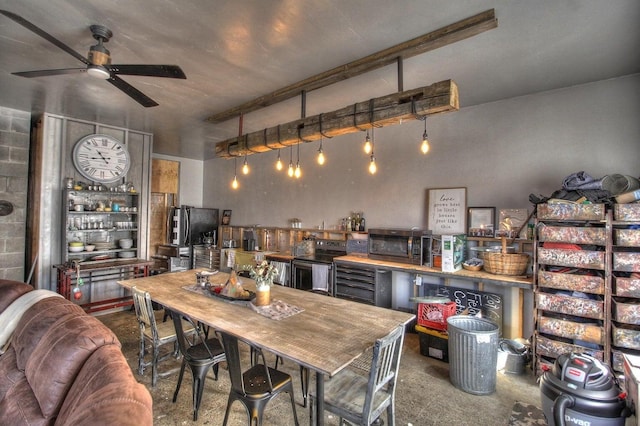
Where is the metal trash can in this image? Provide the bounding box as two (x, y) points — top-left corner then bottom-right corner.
(447, 315), (499, 395)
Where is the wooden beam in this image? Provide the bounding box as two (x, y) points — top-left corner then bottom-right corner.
(206, 9), (496, 124)
(214, 79), (458, 158)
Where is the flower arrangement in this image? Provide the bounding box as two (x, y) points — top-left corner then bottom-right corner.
(243, 260), (278, 289)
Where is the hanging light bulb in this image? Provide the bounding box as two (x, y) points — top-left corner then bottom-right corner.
(420, 117), (430, 154)
(242, 154), (250, 174)
(317, 138), (325, 165)
(275, 149), (283, 171)
(363, 130), (372, 154)
(295, 139), (302, 178)
(368, 153), (377, 174)
(368, 126), (377, 174)
(287, 145), (294, 177)
(231, 157), (239, 189)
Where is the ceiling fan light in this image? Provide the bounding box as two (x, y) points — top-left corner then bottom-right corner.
(87, 65), (110, 79)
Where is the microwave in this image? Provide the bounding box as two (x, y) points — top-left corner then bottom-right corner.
(367, 228), (430, 265)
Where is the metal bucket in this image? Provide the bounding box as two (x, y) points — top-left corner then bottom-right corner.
(447, 315), (499, 395)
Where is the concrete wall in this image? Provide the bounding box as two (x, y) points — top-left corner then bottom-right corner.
(201, 75), (640, 228)
(0, 107), (30, 281)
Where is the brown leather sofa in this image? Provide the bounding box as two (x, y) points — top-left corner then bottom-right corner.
(0, 279), (153, 425)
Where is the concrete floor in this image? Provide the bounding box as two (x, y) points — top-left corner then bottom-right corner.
(99, 308), (544, 425)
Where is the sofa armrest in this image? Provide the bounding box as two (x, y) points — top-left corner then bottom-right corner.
(55, 345), (153, 426)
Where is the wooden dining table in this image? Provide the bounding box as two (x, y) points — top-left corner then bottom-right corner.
(118, 269), (414, 425)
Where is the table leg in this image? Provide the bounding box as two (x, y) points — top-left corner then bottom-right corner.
(316, 371), (324, 426)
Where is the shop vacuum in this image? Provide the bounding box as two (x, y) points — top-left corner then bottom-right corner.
(540, 353), (631, 426)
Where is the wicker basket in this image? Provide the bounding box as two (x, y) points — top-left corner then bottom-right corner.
(483, 252), (529, 276)
(482, 237), (529, 275)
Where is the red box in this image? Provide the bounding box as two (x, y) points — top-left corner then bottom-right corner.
(417, 301), (456, 331)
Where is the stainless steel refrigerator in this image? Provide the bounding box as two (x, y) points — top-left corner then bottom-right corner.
(168, 206), (219, 266)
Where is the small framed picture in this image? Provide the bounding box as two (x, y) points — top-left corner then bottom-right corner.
(222, 209), (232, 225)
(497, 208), (528, 239)
(467, 207), (495, 237)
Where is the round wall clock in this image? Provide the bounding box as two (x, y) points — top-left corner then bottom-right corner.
(72, 134), (131, 183)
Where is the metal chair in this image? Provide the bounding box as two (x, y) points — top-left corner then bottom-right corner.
(131, 286), (192, 387)
(309, 325), (405, 426)
(171, 310), (226, 421)
(217, 330), (299, 426)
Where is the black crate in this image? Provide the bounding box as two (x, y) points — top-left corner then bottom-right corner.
(416, 325), (449, 363)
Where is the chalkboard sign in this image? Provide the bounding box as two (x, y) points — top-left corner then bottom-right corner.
(423, 283), (503, 334)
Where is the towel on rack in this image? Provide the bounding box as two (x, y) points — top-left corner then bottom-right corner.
(226, 250), (236, 268)
(270, 261), (289, 286)
(312, 264), (329, 293)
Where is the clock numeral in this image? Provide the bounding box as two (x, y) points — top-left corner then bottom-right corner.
(84, 167), (97, 176)
(115, 165), (124, 173)
(79, 160), (91, 168)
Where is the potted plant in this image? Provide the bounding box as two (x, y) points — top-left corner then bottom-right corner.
(244, 260), (278, 306)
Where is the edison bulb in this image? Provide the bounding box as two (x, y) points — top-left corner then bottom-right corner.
(364, 134), (372, 154)
(242, 159), (250, 175)
(294, 163), (301, 178)
(231, 176), (239, 189)
(421, 134), (430, 154)
(368, 157), (377, 174)
(317, 149), (325, 165)
(287, 162), (294, 177)
(276, 157), (283, 171)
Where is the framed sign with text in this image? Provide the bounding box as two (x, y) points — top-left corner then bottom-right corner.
(427, 187), (467, 235)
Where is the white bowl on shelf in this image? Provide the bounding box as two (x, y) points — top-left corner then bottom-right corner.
(84, 245), (96, 252)
(118, 251), (136, 258)
(68, 246), (84, 253)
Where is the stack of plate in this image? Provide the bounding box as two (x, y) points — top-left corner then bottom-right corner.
(118, 239), (133, 249)
(118, 251), (136, 258)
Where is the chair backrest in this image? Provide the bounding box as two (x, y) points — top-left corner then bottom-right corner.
(216, 330), (274, 395)
(132, 286), (157, 337)
(362, 325), (405, 421)
(170, 310), (215, 362)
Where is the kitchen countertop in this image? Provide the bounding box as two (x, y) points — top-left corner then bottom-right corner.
(264, 251), (294, 261)
(334, 254), (532, 289)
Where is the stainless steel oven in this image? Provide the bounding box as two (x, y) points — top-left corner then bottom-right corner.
(292, 239), (346, 294)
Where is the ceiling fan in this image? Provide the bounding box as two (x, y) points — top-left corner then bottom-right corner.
(0, 9), (186, 107)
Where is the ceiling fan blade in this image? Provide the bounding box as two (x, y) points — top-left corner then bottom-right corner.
(109, 64), (186, 79)
(13, 68), (86, 78)
(107, 75), (158, 108)
(0, 9), (90, 65)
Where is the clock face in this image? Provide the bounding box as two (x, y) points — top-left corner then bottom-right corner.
(72, 134), (131, 183)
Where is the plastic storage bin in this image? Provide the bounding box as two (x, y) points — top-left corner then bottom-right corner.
(447, 315), (499, 395)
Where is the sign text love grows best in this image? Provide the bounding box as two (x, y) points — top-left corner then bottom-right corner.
(427, 187), (466, 235)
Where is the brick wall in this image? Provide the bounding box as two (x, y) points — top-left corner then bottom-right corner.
(0, 107), (30, 281)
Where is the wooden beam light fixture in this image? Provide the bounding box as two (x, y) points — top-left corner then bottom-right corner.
(206, 9), (496, 124)
(214, 79), (459, 158)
